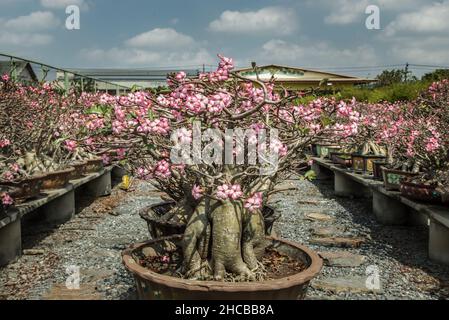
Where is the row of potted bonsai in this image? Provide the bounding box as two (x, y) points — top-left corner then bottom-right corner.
(313, 143), (446, 205)
(0, 157), (104, 206)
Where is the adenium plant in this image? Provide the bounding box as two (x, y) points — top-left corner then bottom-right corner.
(78, 55), (359, 280)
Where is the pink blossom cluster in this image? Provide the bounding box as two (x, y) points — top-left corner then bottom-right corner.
(191, 185), (203, 200)
(154, 160), (171, 179)
(1, 193), (13, 206)
(244, 192), (263, 213)
(208, 92), (232, 113)
(0, 139), (11, 148)
(216, 184), (243, 200)
(270, 139), (288, 157)
(65, 140), (78, 152)
(1, 74), (9, 82)
(199, 55), (234, 82)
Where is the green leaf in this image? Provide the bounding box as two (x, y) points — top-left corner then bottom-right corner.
(320, 116), (333, 128)
(304, 170), (317, 181)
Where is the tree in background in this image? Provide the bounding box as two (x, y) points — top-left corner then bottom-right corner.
(422, 69), (449, 82)
(375, 68), (417, 87)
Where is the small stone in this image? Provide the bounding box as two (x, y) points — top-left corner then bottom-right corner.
(142, 247), (158, 257)
(304, 213), (335, 222)
(23, 249), (46, 256)
(310, 237), (366, 248)
(318, 251), (367, 267)
(81, 268), (115, 283)
(312, 277), (382, 294)
(311, 226), (344, 237)
(43, 284), (103, 300)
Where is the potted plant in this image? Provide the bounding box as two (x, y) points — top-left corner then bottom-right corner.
(398, 80), (449, 202)
(82, 55), (364, 300)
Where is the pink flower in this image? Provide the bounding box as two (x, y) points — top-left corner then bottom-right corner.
(175, 72), (187, 82)
(2, 171), (14, 182)
(425, 137), (440, 153)
(9, 163), (20, 173)
(1, 193), (14, 206)
(116, 148), (126, 159)
(154, 160), (171, 179)
(216, 184), (243, 200)
(1, 74), (10, 82)
(192, 185), (203, 200)
(161, 256), (170, 263)
(65, 140), (77, 152)
(244, 193), (263, 213)
(102, 154), (111, 165)
(0, 139), (11, 148)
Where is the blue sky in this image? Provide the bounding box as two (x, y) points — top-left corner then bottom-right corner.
(1, 0), (449, 77)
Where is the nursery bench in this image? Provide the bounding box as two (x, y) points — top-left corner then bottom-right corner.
(312, 158), (382, 198)
(311, 157), (449, 266)
(0, 167), (112, 267)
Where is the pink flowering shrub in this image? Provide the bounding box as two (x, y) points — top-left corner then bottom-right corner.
(78, 54), (360, 280)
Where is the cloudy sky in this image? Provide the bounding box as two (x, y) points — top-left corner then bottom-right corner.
(1, 0), (448, 77)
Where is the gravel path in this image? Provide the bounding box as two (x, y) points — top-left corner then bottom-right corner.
(272, 178), (449, 300)
(1, 178), (448, 300)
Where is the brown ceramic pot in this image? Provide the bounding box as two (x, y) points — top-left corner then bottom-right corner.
(41, 167), (75, 190)
(122, 235), (323, 300)
(0, 174), (46, 201)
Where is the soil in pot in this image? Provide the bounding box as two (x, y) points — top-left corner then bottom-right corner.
(123, 236), (322, 300)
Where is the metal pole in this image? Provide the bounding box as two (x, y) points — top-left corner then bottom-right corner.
(64, 71), (69, 94)
(10, 58), (17, 81)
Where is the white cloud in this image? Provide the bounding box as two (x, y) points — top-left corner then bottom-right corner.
(125, 28), (194, 49)
(385, 1), (449, 36)
(81, 28), (214, 67)
(209, 6), (298, 35)
(4, 11), (60, 31)
(0, 32), (53, 46)
(258, 39), (378, 68)
(0, 11), (58, 47)
(314, 0), (425, 25)
(386, 36), (449, 65)
(81, 47), (213, 66)
(40, 0), (88, 10)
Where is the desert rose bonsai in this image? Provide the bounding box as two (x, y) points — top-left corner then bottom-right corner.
(79, 55), (359, 281)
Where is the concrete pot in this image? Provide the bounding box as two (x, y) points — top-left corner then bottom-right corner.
(122, 236), (323, 300)
(382, 167), (418, 191)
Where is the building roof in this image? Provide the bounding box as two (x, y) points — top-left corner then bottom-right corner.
(0, 61), (38, 81)
(66, 68), (200, 81)
(235, 64), (374, 84)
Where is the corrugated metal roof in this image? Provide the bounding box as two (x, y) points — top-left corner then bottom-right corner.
(67, 68), (200, 78)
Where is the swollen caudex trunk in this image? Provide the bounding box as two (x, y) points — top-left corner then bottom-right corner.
(182, 199), (267, 281)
